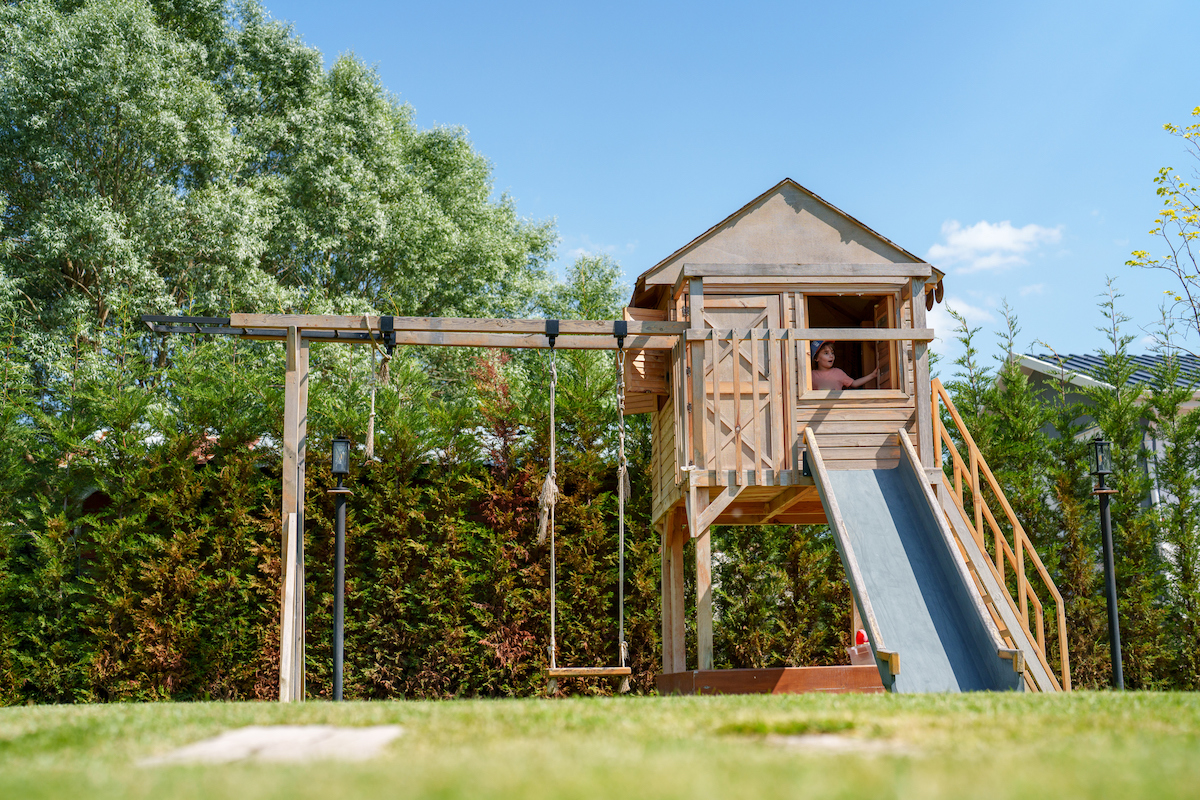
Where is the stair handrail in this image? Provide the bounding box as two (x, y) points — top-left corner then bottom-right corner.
(932, 378), (1072, 691)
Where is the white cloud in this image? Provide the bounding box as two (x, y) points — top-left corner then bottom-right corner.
(926, 220), (1063, 274)
(563, 235), (637, 262)
(927, 297), (995, 357)
(1019, 283), (1044, 296)
(945, 298), (995, 324)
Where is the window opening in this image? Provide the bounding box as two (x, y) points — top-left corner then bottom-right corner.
(803, 294), (898, 392)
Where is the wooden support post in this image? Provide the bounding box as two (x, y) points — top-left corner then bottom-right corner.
(279, 328), (310, 702)
(279, 512), (297, 701)
(296, 337), (309, 699)
(669, 508), (686, 672)
(912, 279), (934, 469)
(280, 327), (300, 702)
(659, 519), (674, 674)
(695, 520), (713, 671)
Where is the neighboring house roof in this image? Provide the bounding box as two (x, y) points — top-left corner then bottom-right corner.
(629, 178), (945, 308)
(1019, 353), (1200, 392)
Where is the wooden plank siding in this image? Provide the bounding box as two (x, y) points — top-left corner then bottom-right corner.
(651, 401), (683, 523)
(797, 405), (916, 472)
(622, 307), (670, 413)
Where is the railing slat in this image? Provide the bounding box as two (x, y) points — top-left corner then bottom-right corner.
(712, 334), (723, 485)
(768, 331), (784, 474)
(1018, 529), (1028, 627)
(751, 329), (763, 485)
(933, 384), (942, 469)
(676, 340), (685, 483)
(733, 332), (743, 484)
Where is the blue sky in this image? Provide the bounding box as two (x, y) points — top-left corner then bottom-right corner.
(263, 0), (1199, 371)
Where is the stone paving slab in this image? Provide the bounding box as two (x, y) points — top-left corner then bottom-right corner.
(142, 725), (405, 765)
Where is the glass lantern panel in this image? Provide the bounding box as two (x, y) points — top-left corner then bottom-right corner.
(332, 440), (350, 474)
(1093, 439), (1112, 474)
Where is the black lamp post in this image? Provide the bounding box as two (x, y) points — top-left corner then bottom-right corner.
(329, 436), (352, 701)
(1091, 434), (1124, 690)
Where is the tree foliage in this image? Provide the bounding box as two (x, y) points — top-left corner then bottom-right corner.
(1128, 107), (1200, 350)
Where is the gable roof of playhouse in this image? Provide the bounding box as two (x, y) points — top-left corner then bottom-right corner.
(630, 178), (944, 308)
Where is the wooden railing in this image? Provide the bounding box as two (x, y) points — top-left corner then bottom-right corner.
(932, 378), (1071, 691)
(677, 327), (935, 486)
(677, 328), (788, 486)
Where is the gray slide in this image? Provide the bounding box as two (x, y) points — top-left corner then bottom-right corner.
(807, 431), (1024, 693)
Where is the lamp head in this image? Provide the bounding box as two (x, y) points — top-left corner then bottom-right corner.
(1091, 434), (1112, 477)
(332, 437), (351, 477)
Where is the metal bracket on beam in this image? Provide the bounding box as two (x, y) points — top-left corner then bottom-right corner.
(381, 315), (395, 357)
(613, 319), (627, 350)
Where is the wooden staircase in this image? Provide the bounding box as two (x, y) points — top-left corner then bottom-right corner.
(931, 379), (1071, 692)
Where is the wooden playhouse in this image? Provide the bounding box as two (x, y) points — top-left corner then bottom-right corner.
(619, 179), (1070, 694)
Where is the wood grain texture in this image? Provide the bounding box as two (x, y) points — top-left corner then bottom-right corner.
(669, 508), (687, 671)
(912, 278), (934, 467)
(688, 279), (706, 470)
(548, 667), (632, 677)
(279, 329), (300, 703)
(696, 528), (713, 671)
(278, 513), (297, 703)
(295, 339), (309, 699)
(656, 667), (885, 695)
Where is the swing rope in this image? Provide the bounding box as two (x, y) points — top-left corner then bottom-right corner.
(536, 344), (559, 548)
(539, 341), (560, 670)
(542, 321), (632, 689)
(615, 342), (628, 670)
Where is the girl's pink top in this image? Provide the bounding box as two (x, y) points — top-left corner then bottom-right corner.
(812, 367), (854, 390)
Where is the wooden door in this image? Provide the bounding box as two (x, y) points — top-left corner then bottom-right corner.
(873, 298), (896, 390)
(700, 295), (782, 480)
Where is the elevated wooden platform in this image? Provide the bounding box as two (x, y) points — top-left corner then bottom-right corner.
(656, 666), (885, 696)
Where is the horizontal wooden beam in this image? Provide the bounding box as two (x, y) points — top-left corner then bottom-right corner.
(688, 469), (813, 488)
(674, 276), (915, 288)
(229, 313), (685, 336)
(230, 313), (375, 331)
(383, 331), (677, 350)
(765, 513), (830, 525)
(685, 327), (934, 343)
(759, 489), (816, 524)
(681, 263), (933, 279)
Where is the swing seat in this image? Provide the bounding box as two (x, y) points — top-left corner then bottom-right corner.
(548, 666), (632, 678)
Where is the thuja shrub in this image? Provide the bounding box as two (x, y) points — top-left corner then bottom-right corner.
(714, 524), (851, 670)
(0, 437), (280, 703)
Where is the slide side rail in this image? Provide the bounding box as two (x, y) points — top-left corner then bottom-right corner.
(932, 379), (1071, 691)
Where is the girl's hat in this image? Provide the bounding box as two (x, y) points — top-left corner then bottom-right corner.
(810, 340), (829, 358)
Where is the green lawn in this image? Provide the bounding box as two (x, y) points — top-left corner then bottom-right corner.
(2, 692), (1199, 799)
